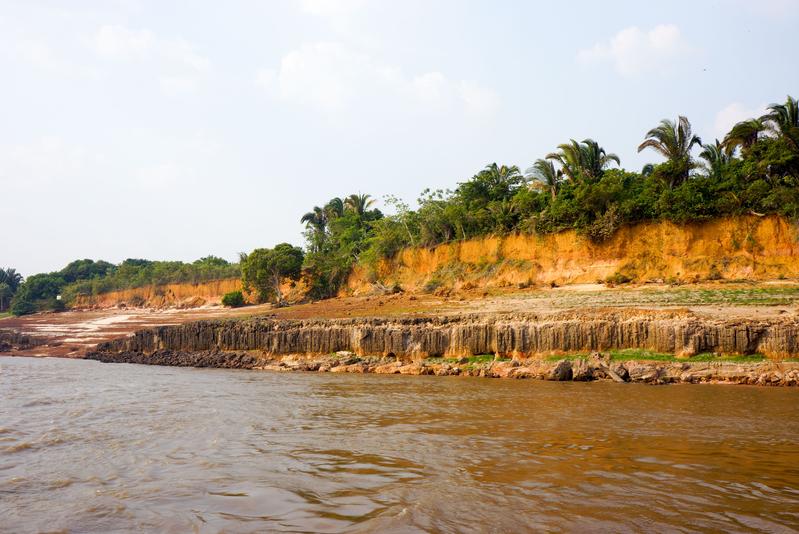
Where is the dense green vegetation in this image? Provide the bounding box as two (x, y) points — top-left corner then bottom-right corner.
(10, 257), (239, 315)
(297, 95), (799, 296)
(0, 268), (23, 313)
(10, 94), (799, 314)
(240, 244), (304, 306)
(221, 290), (245, 308)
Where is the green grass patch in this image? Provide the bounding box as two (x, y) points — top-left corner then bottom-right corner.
(0, 311), (11, 320)
(544, 350), (768, 364)
(544, 353), (587, 362)
(425, 354), (509, 366)
(608, 349), (674, 361)
(690, 352), (767, 363)
(467, 354), (499, 364)
(424, 356), (460, 365)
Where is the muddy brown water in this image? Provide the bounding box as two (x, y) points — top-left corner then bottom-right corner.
(1, 357), (798, 533)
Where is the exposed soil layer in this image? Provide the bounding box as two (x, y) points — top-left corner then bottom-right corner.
(348, 215), (799, 294)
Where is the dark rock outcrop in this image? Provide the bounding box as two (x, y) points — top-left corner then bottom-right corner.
(0, 329), (46, 353)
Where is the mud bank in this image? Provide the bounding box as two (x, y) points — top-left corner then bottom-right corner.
(92, 310), (799, 360)
(84, 349), (799, 386)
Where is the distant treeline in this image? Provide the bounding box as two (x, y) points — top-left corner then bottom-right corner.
(10, 94), (799, 314)
(290, 95), (799, 299)
(9, 257), (239, 315)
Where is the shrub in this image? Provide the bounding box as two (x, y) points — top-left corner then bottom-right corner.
(221, 290), (245, 308)
(423, 276), (443, 293)
(605, 272), (632, 285)
(707, 264), (723, 281)
(128, 295), (147, 307)
(10, 297), (36, 316)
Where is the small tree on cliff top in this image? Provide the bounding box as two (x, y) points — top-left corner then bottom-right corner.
(241, 243), (304, 306)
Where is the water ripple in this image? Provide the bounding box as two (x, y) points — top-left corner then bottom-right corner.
(1, 356), (798, 533)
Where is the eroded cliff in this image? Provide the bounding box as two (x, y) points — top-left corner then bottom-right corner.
(92, 309), (799, 360)
(346, 215), (799, 294)
(72, 279), (244, 309)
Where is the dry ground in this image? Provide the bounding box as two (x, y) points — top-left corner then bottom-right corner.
(3, 280), (798, 358)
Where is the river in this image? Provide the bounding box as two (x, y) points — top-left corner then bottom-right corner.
(1, 356), (798, 533)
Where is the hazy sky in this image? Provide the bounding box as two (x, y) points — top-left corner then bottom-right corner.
(3, 0), (798, 275)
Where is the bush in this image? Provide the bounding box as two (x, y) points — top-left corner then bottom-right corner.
(605, 272), (632, 285)
(221, 290), (245, 308)
(10, 297), (36, 316)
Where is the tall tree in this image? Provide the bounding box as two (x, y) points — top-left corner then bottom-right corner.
(546, 139), (619, 182)
(457, 163), (524, 206)
(637, 116), (702, 187)
(763, 95), (799, 152)
(579, 138), (621, 180)
(699, 139), (733, 179)
(723, 118), (767, 153)
(240, 243), (304, 306)
(344, 193), (376, 216)
(526, 159), (563, 200)
(0, 283), (11, 312)
(546, 140), (583, 181)
(324, 197), (345, 220)
(300, 206), (328, 253)
(0, 268), (23, 293)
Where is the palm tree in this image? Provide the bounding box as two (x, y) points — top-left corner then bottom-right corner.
(546, 140), (583, 181)
(637, 116), (702, 187)
(546, 139), (619, 182)
(344, 193), (376, 216)
(526, 159), (563, 200)
(0, 268), (22, 312)
(580, 138), (620, 180)
(487, 199), (517, 232)
(699, 139), (733, 180)
(324, 197), (344, 220)
(762, 95), (799, 151)
(723, 118), (767, 153)
(300, 206), (328, 252)
(0, 268), (23, 292)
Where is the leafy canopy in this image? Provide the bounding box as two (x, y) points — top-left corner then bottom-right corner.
(241, 243), (304, 305)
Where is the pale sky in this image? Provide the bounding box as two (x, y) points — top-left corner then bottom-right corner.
(3, 0), (798, 276)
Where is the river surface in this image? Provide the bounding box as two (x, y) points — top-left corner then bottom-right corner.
(1, 357), (799, 533)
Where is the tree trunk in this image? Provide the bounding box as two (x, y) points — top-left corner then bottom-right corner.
(272, 273), (284, 307)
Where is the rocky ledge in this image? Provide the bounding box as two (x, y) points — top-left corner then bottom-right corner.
(93, 310), (799, 359)
(84, 310), (799, 386)
(0, 329), (46, 353)
(84, 349), (799, 386)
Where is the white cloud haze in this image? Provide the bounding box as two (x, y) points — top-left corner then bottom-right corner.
(1, 2), (797, 275)
(713, 102), (769, 140)
(578, 24), (695, 77)
(257, 41), (499, 116)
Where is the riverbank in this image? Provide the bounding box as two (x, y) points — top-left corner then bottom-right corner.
(85, 348), (799, 386)
(82, 307), (799, 386)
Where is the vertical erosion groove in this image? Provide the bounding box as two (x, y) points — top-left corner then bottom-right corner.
(93, 312), (799, 359)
